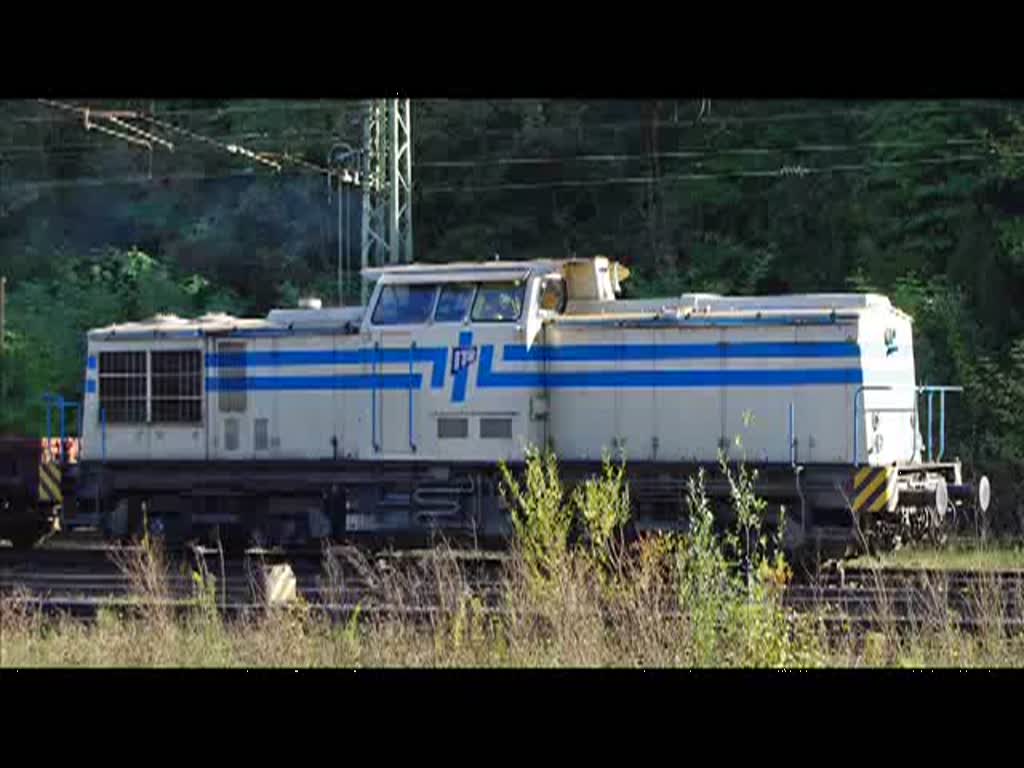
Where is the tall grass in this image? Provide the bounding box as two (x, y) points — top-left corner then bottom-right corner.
(2, 451), (1022, 668)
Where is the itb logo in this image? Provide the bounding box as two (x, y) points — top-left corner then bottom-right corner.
(451, 344), (478, 374)
(450, 332), (477, 404)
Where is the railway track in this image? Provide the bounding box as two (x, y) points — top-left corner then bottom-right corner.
(0, 536), (510, 610)
(814, 564), (1024, 585)
(4, 538), (1023, 636)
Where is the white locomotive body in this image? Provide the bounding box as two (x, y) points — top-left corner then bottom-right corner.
(72, 257), (985, 553)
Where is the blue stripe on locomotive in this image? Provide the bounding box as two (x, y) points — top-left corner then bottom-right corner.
(502, 341), (861, 362)
(196, 340), (874, 393)
(85, 340), (910, 395)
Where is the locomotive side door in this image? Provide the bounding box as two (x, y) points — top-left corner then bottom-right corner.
(367, 281), (437, 457)
(444, 277), (537, 463)
(372, 330), (416, 455)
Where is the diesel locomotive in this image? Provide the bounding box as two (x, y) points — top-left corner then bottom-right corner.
(4, 256), (989, 556)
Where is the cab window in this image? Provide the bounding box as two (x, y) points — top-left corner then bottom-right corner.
(471, 282), (525, 322)
(538, 276), (567, 314)
(434, 283), (476, 323)
(372, 283), (437, 325)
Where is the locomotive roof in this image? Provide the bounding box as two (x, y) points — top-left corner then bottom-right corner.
(361, 259), (560, 282)
(85, 257), (907, 340)
(87, 260), (565, 339)
(87, 313), (281, 340)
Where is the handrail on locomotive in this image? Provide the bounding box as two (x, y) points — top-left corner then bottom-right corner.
(853, 384), (964, 467)
(41, 393), (80, 465)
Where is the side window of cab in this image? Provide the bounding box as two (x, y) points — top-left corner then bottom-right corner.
(471, 281), (526, 323)
(434, 283), (476, 323)
(371, 283), (438, 325)
(537, 275), (567, 315)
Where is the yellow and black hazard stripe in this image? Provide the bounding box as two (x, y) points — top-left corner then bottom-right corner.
(37, 460), (63, 505)
(852, 465), (896, 515)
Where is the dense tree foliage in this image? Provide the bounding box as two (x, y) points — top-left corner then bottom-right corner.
(1, 100), (1022, 497)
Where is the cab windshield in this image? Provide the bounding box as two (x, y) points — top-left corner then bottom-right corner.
(370, 279), (527, 325)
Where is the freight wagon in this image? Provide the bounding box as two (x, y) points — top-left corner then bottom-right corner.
(0, 433), (77, 548)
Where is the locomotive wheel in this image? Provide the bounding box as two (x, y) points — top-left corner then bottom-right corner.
(5, 522), (50, 550)
(102, 499), (146, 544)
(905, 504), (948, 548)
(8, 532), (39, 550)
(928, 505), (949, 546)
(920, 480), (950, 546)
(216, 527), (253, 556)
(860, 513), (901, 555)
(1, 499), (54, 550)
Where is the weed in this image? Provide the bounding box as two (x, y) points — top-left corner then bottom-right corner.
(4, 451), (1022, 668)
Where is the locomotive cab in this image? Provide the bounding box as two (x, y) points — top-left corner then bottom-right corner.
(359, 260), (569, 463)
